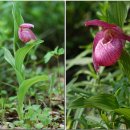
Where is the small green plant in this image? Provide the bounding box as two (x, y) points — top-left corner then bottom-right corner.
(15, 105), (52, 128)
(44, 46), (64, 91)
(44, 46), (64, 64)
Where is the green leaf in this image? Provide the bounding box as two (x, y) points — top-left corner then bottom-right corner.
(12, 2), (24, 54)
(107, 1), (128, 27)
(69, 94), (119, 111)
(35, 123), (43, 129)
(15, 69), (25, 85)
(74, 115), (88, 128)
(54, 46), (59, 53)
(3, 47), (15, 68)
(85, 115), (108, 129)
(54, 46), (64, 55)
(114, 108), (130, 121)
(15, 39), (43, 84)
(66, 49), (92, 70)
(44, 52), (54, 63)
(12, 3), (24, 26)
(97, 2), (109, 21)
(44, 46), (64, 63)
(17, 75), (48, 120)
(57, 48), (64, 55)
(119, 50), (130, 81)
(72, 108), (84, 129)
(101, 113), (111, 128)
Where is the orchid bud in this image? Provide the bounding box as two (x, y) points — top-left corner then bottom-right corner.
(18, 23), (36, 43)
(85, 19), (130, 72)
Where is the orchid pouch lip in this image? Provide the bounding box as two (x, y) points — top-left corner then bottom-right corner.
(85, 19), (130, 71)
(18, 23), (36, 43)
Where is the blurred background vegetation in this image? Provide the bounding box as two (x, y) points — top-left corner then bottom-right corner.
(67, 1), (98, 58)
(66, 1), (100, 83)
(0, 1), (64, 128)
(67, 1), (130, 129)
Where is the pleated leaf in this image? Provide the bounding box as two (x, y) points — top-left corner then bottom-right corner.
(119, 50), (130, 81)
(107, 1), (128, 27)
(114, 108), (130, 121)
(69, 94), (119, 111)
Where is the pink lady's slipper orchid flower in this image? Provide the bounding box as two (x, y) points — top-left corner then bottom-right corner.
(18, 23), (36, 43)
(85, 19), (130, 72)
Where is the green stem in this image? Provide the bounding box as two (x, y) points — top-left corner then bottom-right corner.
(56, 56), (62, 92)
(13, 40), (16, 56)
(12, 2), (16, 56)
(17, 104), (23, 120)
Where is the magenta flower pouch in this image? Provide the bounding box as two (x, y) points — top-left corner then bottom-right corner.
(85, 19), (130, 71)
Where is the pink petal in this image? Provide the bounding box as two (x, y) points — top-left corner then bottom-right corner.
(85, 19), (116, 28)
(20, 23), (34, 28)
(93, 31), (104, 71)
(85, 20), (130, 41)
(18, 28), (36, 43)
(122, 34), (130, 42)
(108, 27), (130, 42)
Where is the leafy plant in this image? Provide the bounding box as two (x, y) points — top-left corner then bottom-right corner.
(44, 46), (64, 93)
(2, 3), (49, 121)
(44, 46), (64, 63)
